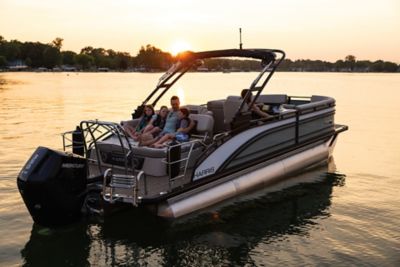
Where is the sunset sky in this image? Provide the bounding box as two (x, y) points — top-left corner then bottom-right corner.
(1, 0), (399, 62)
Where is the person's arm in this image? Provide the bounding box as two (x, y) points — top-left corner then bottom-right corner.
(177, 119), (193, 133)
(142, 116), (156, 133)
(148, 117), (156, 126)
(251, 104), (271, 118)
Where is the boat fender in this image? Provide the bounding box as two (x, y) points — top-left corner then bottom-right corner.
(72, 126), (84, 156)
(167, 141), (181, 178)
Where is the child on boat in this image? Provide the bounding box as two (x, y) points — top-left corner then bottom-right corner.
(152, 107), (192, 148)
(123, 104), (154, 140)
(142, 105), (169, 137)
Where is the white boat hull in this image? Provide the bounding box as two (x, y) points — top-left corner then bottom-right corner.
(158, 136), (335, 218)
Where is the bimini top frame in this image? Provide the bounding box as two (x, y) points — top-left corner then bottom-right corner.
(131, 48), (286, 119)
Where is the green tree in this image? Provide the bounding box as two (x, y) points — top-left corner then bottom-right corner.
(136, 44), (172, 70)
(80, 46), (94, 55)
(345, 55), (356, 71)
(334, 60), (346, 71)
(382, 61), (398, 72)
(2, 40), (22, 61)
(80, 47), (110, 68)
(370, 60), (384, 72)
(355, 60), (370, 71)
(75, 54), (94, 69)
(25, 57), (32, 67)
(61, 50), (77, 65)
(20, 42), (47, 67)
(42, 46), (61, 68)
(115, 52), (131, 69)
(345, 55), (356, 62)
(0, 56), (7, 68)
(51, 37), (63, 50)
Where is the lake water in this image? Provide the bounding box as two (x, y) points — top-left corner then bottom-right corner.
(0, 72), (399, 266)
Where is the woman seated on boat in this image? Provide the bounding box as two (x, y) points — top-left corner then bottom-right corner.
(241, 89), (272, 119)
(141, 105), (169, 137)
(123, 104), (154, 140)
(151, 108), (193, 148)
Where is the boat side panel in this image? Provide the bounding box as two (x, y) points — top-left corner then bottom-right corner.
(159, 137), (333, 218)
(193, 108), (334, 181)
(298, 113), (334, 143)
(193, 118), (296, 181)
(226, 126), (296, 169)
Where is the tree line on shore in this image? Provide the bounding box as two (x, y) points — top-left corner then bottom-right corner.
(0, 36), (399, 72)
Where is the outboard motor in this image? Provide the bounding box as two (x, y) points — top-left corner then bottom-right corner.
(17, 147), (87, 227)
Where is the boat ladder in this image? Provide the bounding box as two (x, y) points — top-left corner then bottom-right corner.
(102, 169), (144, 206)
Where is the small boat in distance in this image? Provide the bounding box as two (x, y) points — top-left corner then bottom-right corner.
(17, 48), (348, 227)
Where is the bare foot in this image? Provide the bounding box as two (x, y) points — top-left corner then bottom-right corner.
(152, 143), (166, 148)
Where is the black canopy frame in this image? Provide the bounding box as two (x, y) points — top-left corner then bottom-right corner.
(131, 48), (286, 119)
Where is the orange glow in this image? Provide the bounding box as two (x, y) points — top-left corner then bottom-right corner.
(0, 1), (399, 62)
(169, 40), (192, 56)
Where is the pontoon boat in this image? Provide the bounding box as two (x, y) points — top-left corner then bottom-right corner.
(17, 49), (348, 227)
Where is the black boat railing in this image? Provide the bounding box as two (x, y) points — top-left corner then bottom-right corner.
(162, 139), (204, 190)
(62, 120), (134, 176)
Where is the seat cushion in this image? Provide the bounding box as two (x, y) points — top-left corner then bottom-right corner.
(189, 113), (214, 137)
(257, 94), (288, 104)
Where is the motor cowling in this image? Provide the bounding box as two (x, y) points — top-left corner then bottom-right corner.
(17, 147), (88, 227)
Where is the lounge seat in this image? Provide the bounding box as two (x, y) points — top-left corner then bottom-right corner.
(184, 104), (213, 116)
(223, 96), (242, 127)
(257, 94), (288, 105)
(207, 99), (225, 133)
(189, 113), (214, 141)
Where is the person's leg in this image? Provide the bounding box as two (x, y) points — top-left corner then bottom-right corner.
(149, 126), (161, 135)
(139, 133), (158, 146)
(152, 134), (173, 147)
(123, 125), (137, 139)
(142, 124), (154, 134)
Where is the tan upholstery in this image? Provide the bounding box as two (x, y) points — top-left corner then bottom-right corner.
(223, 96), (242, 125)
(120, 118), (140, 128)
(189, 113), (214, 137)
(257, 94), (288, 104)
(184, 105), (213, 116)
(207, 99), (225, 133)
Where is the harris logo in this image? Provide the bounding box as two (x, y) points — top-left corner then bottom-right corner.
(194, 166), (215, 180)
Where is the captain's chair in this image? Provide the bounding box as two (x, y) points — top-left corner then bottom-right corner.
(223, 96), (251, 130)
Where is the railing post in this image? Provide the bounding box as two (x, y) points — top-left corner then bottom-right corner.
(102, 168), (112, 202)
(135, 171), (145, 206)
(295, 109), (300, 144)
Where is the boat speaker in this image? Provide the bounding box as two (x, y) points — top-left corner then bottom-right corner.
(17, 146), (87, 227)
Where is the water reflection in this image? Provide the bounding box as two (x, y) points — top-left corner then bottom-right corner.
(0, 76), (5, 91)
(21, 223), (91, 267)
(21, 160), (345, 266)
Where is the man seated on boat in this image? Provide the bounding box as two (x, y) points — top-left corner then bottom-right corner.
(241, 89), (272, 119)
(139, 96), (193, 147)
(151, 107), (192, 148)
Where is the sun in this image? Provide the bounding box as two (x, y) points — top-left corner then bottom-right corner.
(169, 40), (192, 56)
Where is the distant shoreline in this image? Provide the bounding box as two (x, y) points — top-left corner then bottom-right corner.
(1, 37), (399, 73)
(1, 69), (399, 74)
